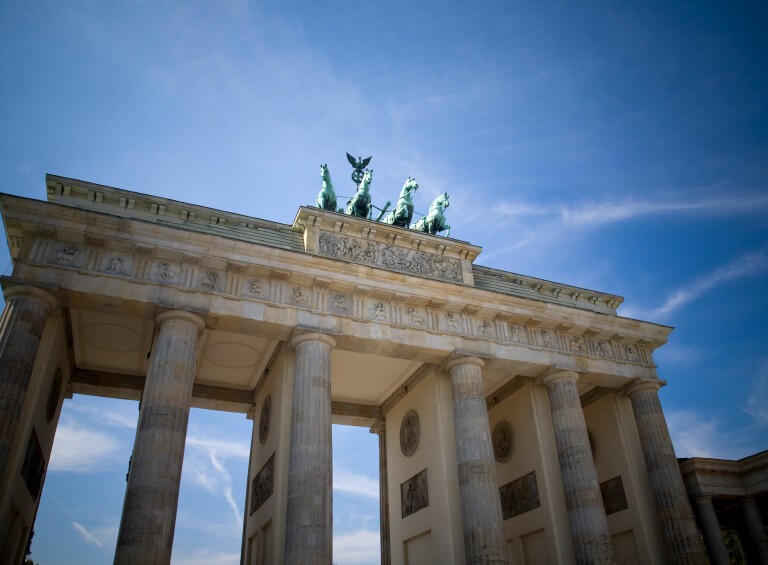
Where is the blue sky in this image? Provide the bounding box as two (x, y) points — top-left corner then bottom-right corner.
(1, 1), (767, 564)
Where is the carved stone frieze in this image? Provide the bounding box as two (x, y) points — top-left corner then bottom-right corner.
(401, 468), (429, 518)
(250, 453), (275, 515)
(492, 420), (513, 462)
(318, 231), (462, 283)
(500, 471), (540, 520)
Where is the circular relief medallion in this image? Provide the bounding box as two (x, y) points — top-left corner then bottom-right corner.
(258, 395), (271, 444)
(46, 368), (63, 423)
(492, 420), (513, 462)
(400, 410), (420, 457)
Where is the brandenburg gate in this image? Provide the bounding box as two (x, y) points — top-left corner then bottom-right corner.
(0, 172), (709, 564)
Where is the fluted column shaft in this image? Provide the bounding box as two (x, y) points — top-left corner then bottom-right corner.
(114, 310), (204, 565)
(627, 380), (708, 564)
(741, 496), (768, 565)
(285, 332), (336, 565)
(0, 286), (57, 480)
(692, 496), (729, 565)
(371, 421), (391, 565)
(446, 357), (507, 565)
(541, 370), (615, 565)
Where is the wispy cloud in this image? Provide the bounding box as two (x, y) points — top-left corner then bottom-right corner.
(622, 248), (768, 320)
(71, 522), (103, 547)
(182, 433), (249, 527)
(171, 550), (240, 565)
(744, 367), (768, 427)
(48, 419), (125, 473)
(666, 409), (723, 458)
(333, 468), (379, 499)
(484, 193), (768, 256)
(334, 529), (380, 565)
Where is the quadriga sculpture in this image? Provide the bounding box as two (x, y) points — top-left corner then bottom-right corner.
(412, 192), (451, 237)
(317, 164), (338, 212)
(384, 177), (419, 227)
(346, 169), (373, 218)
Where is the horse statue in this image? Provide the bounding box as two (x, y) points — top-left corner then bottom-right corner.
(346, 169), (373, 218)
(383, 177), (419, 227)
(412, 192), (450, 237)
(317, 164), (338, 212)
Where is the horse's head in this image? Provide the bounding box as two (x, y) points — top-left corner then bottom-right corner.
(401, 176), (419, 197)
(438, 192), (450, 208)
(359, 169), (373, 191)
(320, 163), (330, 181)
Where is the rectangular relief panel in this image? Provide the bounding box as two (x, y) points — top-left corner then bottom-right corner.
(401, 468), (429, 518)
(404, 530), (432, 565)
(600, 475), (628, 515)
(499, 471), (540, 520)
(250, 453), (275, 515)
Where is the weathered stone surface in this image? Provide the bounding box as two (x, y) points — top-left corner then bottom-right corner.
(114, 310), (204, 565)
(541, 370), (616, 565)
(284, 332), (335, 565)
(627, 379), (708, 564)
(0, 286), (56, 481)
(445, 356), (507, 565)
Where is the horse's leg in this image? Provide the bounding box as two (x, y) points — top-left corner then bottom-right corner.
(443, 225), (451, 237)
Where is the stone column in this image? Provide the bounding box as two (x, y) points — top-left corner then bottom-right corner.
(692, 496), (729, 565)
(626, 379), (708, 564)
(114, 310), (204, 565)
(284, 332), (335, 565)
(445, 356), (507, 565)
(370, 420), (391, 565)
(0, 285), (57, 480)
(740, 496), (768, 565)
(540, 370), (615, 565)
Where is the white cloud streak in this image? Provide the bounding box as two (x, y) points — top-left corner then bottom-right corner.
(622, 248), (768, 320)
(182, 433), (249, 527)
(333, 468), (380, 499)
(72, 522), (103, 547)
(744, 368), (768, 427)
(333, 529), (381, 565)
(666, 410), (722, 458)
(48, 420), (125, 473)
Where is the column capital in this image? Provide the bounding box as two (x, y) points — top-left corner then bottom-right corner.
(156, 310), (206, 334)
(2, 284), (58, 311)
(370, 419), (386, 436)
(624, 377), (667, 396)
(443, 355), (485, 373)
(694, 494), (715, 502)
(538, 368), (580, 387)
(289, 331), (336, 350)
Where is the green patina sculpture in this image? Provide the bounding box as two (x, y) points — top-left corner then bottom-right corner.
(346, 169), (373, 218)
(412, 192), (451, 237)
(317, 164), (338, 212)
(383, 177), (419, 227)
(346, 153), (372, 186)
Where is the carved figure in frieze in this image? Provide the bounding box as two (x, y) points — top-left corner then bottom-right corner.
(478, 320), (493, 337)
(408, 307), (425, 327)
(569, 336), (585, 353)
(330, 293), (348, 314)
(625, 345), (640, 362)
(510, 324), (522, 343)
(290, 287), (308, 306)
(412, 192), (451, 237)
(369, 302), (388, 321)
(492, 421), (513, 462)
(383, 177), (419, 227)
(201, 271), (219, 290)
(596, 340), (610, 357)
(106, 256), (126, 274)
(541, 329), (557, 348)
(317, 164), (338, 212)
(54, 245), (81, 266)
(154, 261), (176, 282)
(445, 312), (461, 331)
(247, 278), (264, 298)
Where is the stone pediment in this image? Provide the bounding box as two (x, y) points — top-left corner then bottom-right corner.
(293, 206), (481, 286)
